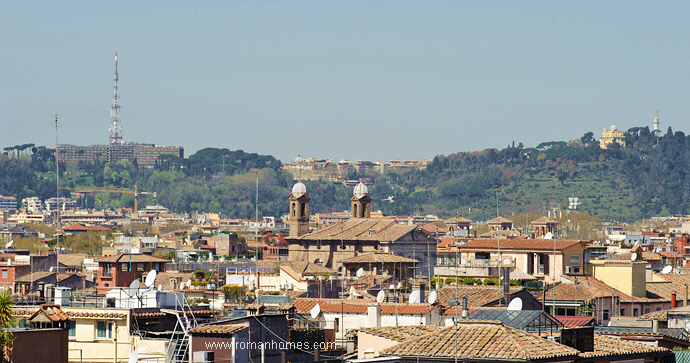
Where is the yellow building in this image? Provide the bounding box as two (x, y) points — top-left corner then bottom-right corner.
(600, 125), (626, 149)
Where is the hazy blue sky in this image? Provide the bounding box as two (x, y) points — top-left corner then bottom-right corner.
(2, 2), (688, 163)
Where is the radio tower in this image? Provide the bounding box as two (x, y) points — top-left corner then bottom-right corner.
(109, 52), (123, 144)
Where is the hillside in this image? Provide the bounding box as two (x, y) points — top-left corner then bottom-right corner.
(1, 125), (689, 222)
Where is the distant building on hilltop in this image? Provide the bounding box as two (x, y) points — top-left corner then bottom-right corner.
(56, 143), (183, 167)
(600, 125), (626, 149)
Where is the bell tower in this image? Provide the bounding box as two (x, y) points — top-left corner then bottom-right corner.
(350, 182), (372, 218)
(289, 181), (310, 237)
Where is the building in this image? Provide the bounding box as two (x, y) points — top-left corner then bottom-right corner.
(95, 253), (169, 288)
(286, 181), (437, 275)
(0, 195), (17, 210)
(45, 197), (77, 212)
(21, 197), (43, 213)
(56, 143), (184, 167)
(600, 125), (626, 149)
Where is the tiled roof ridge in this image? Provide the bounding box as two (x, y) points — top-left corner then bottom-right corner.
(501, 325), (529, 360)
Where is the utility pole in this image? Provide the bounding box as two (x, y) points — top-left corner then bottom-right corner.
(55, 114), (60, 288)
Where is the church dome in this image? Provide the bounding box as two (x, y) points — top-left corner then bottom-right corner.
(293, 153), (303, 163)
(353, 182), (368, 198)
(292, 181), (307, 195)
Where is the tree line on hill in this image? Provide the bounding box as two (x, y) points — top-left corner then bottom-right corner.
(1, 125), (689, 222)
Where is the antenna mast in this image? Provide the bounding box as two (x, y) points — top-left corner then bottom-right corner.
(109, 52), (123, 144)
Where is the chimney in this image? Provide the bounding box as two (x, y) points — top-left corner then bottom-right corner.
(461, 296), (469, 319)
(653, 319), (659, 334)
(367, 304), (381, 327)
(672, 291), (677, 309)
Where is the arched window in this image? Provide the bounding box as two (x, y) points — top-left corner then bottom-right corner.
(292, 203), (296, 217)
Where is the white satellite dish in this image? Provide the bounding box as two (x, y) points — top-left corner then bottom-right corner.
(376, 290), (385, 303)
(157, 284), (162, 291)
(186, 279), (192, 288)
(144, 269), (157, 288)
(49, 266), (54, 272)
(128, 350), (138, 363)
(507, 297), (523, 311)
(5, 240), (13, 249)
(429, 290), (437, 305)
(662, 265), (673, 274)
(310, 303), (321, 319)
(129, 279), (141, 297)
(630, 253), (637, 261)
(356, 268), (364, 278)
(543, 232), (553, 239)
(409, 292), (417, 304)
(179, 282), (185, 290)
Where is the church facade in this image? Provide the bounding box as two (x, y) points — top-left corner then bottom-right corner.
(285, 181), (437, 277)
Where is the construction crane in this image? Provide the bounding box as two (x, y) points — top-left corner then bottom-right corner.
(59, 185), (156, 217)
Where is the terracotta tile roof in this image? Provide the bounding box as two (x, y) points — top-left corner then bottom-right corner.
(359, 325), (444, 342)
(458, 237), (586, 252)
(641, 308), (669, 320)
(280, 265), (303, 282)
(95, 253), (170, 263)
(63, 224), (89, 231)
(541, 276), (669, 304)
(579, 334), (670, 359)
(28, 304), (69, 322)
(531, 217), (556, 224)
(419, 224), (445, 234)
(430, 286), (526, 307)
(58, 254), (87, 267)
(133, 309), (215, 318)
(189, 323), (247, 335)
(293, 298), (436, 315)
(350, 274), (392, 290)
(659, 251), (684, 258)
(487, 217), (513, 224)
(142, 271), (194, 290)
(278, 261), (335, 276)
(445, 217), (471, 223)
(290, 218), (423, 242)
(14, 271), (54, 282)
(89, 225), (111, 231)
(554, 315), (595, 328)
(382, 321), (579, 360)
(342, 253), (418, 264)
(13, 308), (126, 319)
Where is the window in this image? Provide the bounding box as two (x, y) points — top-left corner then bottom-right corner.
(152, 263), (161, 272)
(121, 263), (129, 272)
(68, 321), (76, 337)
(334, 318), (339, 332)
(633, 308), (638, 317)
(569, 255), (581, 267)
(102, 263), (112, 277)
(657, 307), (662, 311)
(620, 308), (625, 316)
(96, 321), (112, 339)
(136, 263), (145, 272)
(1, 270), (6, 279)
(645, 308), (650, 314)
(603, 310), (609, 320)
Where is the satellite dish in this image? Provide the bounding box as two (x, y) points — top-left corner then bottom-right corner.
(409, 292), (417, 304)
(376, 290), (385, 303)
(157, 284), (162, 291)
(128, 350), (138, 363)
(662, 265), (673, 274)
(110, 241), (114, 247)
(144, 269), (157, 288)
(544, 232), (553, 239)
(630, 253), (637, 261)
(186, 279), (192, 288)
(507, 297), (523, 311)
(5, 240), (13, 248)
(49, 266), (54, 272)
(129, 279), (141, 296)
(310, 303), (321, 319)
(179, 282), (185, 290)
(356, 268), (364, 278)
(429, 291), (437, 305)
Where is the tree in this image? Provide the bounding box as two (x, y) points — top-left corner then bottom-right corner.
(0, 289), (15, 362)
(580, 132), (595, 146)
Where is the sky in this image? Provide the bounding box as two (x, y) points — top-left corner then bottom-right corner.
(2, 2), (689, 163)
